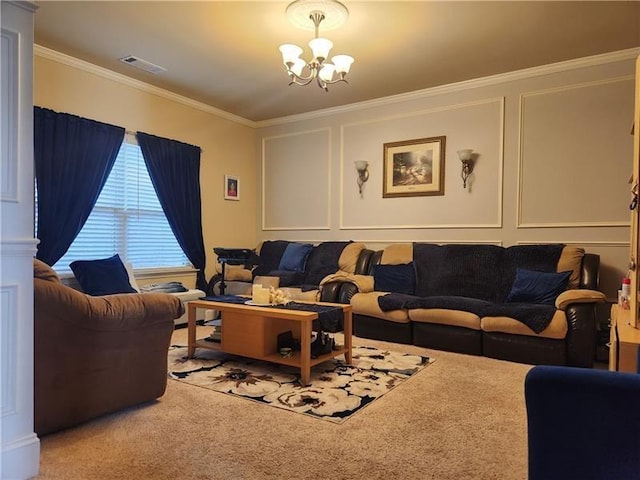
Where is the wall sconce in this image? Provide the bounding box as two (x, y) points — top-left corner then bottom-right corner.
(457, 149), (475, 189)
(354, 161), (369, 198)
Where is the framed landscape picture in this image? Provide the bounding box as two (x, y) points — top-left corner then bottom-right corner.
(383, 136), (446, 198)
(224, 174), (239, 201)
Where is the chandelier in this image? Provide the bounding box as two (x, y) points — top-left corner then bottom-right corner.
(278, 0), (354, 91)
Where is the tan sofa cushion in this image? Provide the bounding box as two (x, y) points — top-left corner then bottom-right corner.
(34, 259), (61, 283)
(338, 242), (366, 273)
(557, 246), (585, 289)
(351, 292), (409, 324)
(253, 275), (280, 289)
(409, 309), (481, 330)
(481, 310), (567, 340)
(284, 288), (319, 302)
(214, 280), (252, 296)
(215, 263), (253, 282)
(381, 243), (413, 265)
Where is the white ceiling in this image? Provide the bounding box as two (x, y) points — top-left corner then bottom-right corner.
(33, 1), (640, 122)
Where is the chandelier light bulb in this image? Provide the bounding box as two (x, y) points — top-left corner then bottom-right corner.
(319, 63), (336, 82)
(291, 58), (306, 76)
(331, 54), (354, 74)
(279, 44), (303, 65)
(309, 37), (333, 62)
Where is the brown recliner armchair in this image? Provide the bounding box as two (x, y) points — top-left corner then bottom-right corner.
(34, 259), (184, 436)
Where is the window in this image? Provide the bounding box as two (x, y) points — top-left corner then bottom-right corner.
(47, 138), (189, 272)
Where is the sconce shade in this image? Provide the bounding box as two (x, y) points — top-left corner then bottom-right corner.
(457, 149), (473, 161)
(355, 160), (368, 171)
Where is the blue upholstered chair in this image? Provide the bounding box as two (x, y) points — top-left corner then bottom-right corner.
(525, 365), (640, 480)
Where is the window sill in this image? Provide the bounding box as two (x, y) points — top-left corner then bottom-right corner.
(58, 265), (197, 281)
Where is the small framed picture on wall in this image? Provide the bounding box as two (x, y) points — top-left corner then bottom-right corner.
(224, 174), (240, 201)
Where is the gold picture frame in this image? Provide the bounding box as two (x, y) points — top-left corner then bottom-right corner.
(383, 136), (446, 198)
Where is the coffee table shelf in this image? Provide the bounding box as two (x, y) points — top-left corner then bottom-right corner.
(187, 299), (352, 386)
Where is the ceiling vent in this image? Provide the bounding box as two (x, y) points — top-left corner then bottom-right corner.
(118, 55), (167, 74)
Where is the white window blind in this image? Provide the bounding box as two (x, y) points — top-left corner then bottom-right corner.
(50, 139), (189, 272)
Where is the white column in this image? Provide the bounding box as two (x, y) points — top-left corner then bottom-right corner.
(1, 2), (40, 479)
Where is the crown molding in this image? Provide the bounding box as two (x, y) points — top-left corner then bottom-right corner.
(34, 44), (640, 130)
(6, 1), (38, 13)
(34, 44), (256, 128)
(257, 47), (640, 128)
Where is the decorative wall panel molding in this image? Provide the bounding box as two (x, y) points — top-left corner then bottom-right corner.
(340, 97), (504, 230)
(1, 28), (19, 202)
(1, 285), (18, 417)
(262, 128), (332, 231)
(518, 76), (634, 228)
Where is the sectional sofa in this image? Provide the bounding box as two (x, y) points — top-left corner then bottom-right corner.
(208, 240), (604, 367)
(321, 242), (605, 367)
(208, 240), (369, 302)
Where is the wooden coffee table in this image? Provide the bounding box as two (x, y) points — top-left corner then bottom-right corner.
(186, 299), (352, 386)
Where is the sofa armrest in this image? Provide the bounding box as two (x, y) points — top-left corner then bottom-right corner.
(525, 365), (640, 480)
(35, 278), (184, 331)
(555, 289), (606, 310)
(338, 282), (360, 304)
(319, 271), (374, 292)
(564, 303), (598, 367)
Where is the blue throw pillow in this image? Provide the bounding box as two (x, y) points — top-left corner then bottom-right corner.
(278, 243), (314, 272)
(70, 254), (137, 296)
(506, 269), (571, 305)
(374, 263), (416, 295)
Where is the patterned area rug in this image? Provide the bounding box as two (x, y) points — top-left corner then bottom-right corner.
(168, 344), (434, 424)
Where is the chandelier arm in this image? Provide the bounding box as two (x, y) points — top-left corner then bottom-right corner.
(316, 76), (328, 91)
(286, 61), (321, 85)
(288, 75), (315, 87)
(322, 77), (348, 86)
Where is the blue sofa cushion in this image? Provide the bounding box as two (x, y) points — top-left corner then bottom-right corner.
(506, 268), (571, 305)
(499, 244), (565, 302)
(70, 254), (137, 296)
(252, 240), (290, 279)
(278, 243), (313, 272)
(374, 263), (416, 295)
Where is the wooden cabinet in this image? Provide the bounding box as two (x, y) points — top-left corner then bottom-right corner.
(630, 55), (640, 324)
(610, 55), (640, 372)
(610, 305), (640, 372)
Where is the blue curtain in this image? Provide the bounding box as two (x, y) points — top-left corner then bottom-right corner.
(34, 107), (125, 265)
(136, 132), (207, 291)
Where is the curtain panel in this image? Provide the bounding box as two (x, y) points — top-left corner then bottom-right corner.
(136, 132), (207, 291)
(33, 107), (125, 265)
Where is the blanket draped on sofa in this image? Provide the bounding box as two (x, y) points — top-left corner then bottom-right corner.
(377, 294), (557, 334)
(378, 243), (566, 334)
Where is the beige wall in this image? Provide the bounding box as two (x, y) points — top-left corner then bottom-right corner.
(256, 52), (639, 302)
(34, 45), (638, 303)
(34, 49), (257, 286)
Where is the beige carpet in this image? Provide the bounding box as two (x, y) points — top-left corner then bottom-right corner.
(36, 326), (532, 480)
